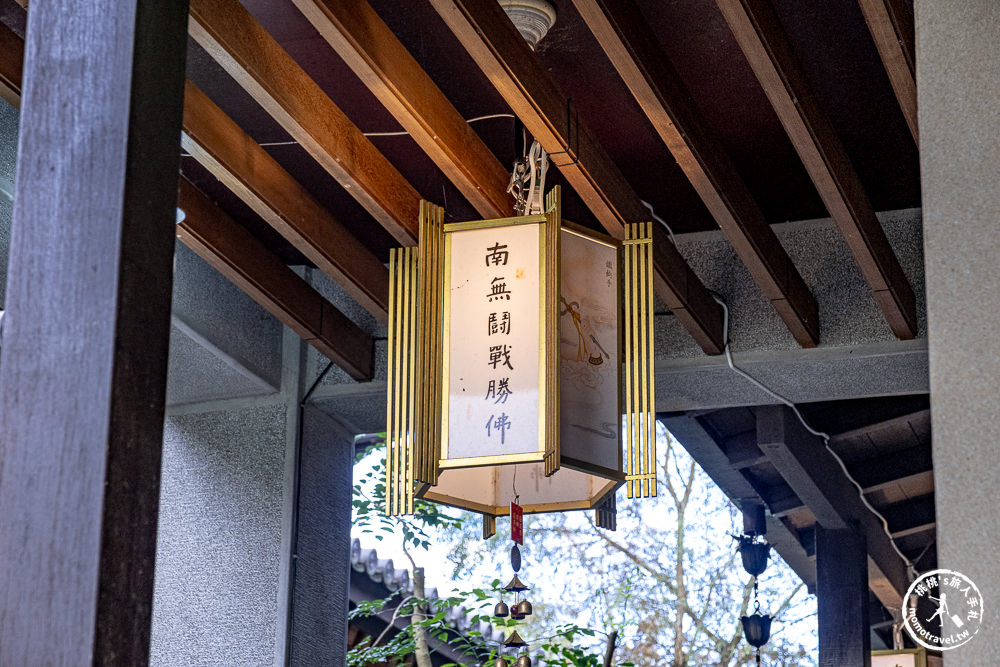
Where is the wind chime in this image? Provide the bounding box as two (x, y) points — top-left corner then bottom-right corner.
(736, 506), (774, 665)
(490, 501), (533, 667)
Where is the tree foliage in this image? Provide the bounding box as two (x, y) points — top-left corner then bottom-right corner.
(351, 426), (817, 666)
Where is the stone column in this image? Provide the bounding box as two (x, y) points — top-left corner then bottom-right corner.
(917, 1), (1000, 663)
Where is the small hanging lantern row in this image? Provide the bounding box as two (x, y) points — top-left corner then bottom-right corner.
(737, 534), (771, 578)
(384, 186), (657, 522)
(733, 503), (774, 665)
(736, 532), (773, 664)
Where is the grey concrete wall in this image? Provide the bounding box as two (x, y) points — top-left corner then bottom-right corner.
(918, 1), (1000, 663)
(151, 404), (287, 667)
(151, 333), (357, 666)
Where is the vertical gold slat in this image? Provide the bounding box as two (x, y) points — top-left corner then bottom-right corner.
(386, 249), (397, 515)
(639, 222), (649, 498)
(431, 205), (444, 485)
(645, 222), (657, 497)
(544, 186), (561, 477)
(631, 226), (641, 497)
(406, 248), (422, 514)
(426, 204), (435, 486)
(623, 224), (634, 498)
(395, 248), (406, 515)
(416, 203), (428, 486)
(398, 248), (411, 515)
(417, 204), (427, 485)
(400, 248), (410, 515)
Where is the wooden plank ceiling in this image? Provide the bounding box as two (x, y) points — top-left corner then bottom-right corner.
(0, 0), (920, 374)
(662, 393), (935, 648)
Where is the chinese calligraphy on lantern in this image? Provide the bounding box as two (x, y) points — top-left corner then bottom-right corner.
(445, 223), (542, 460)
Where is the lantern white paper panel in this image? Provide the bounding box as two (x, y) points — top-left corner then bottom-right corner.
(429, 462), (618, 514)
(872, 654), (919, 667)
(559, 229), (620, 472)
(444, 223), (542, 461)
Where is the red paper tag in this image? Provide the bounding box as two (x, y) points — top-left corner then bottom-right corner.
(510, 502), (523, 545)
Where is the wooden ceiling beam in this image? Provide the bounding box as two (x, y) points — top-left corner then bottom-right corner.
(188, 0), (420, 245)
(572, 0), (819, 347)
(289, 0), (514, 220)
(716, 0), (918, 340)
(757, 405), (909, 610)
(830, 408), (930, 443)
(0, 25), (380, 372)
(0, 22), (21, 108)
(176, 178), (374, 381)
(182, 80), (390, 322)
(429, 0), (724, 354)
(848, 444), (934, 495)
(857, 0), (918, 144)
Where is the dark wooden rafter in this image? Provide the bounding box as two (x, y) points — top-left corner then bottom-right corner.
(571, 0), (820, 347)
(857, 0), (918, 144)
(829, 407), (930, 444)
(289, 0), (514, 220)
(756, 405), (909, 610)
(429, 0), (725, 354)
(848, 444), (933, 495)
(177, 178), (374, 381)
(881, 493), (936, 539)
(0, 24), (376, 380)
(182, 80), (391, 322)
(716, 0), (918, 340)
(187, 0), (420, 245)
(0, 22), (21, 108)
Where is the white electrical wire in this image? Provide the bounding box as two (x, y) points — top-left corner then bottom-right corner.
(710, 293), (919, 582)
(362, 113), (517, 138)
(640, 199), (677, 246)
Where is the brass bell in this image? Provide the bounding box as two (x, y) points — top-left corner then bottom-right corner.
(510, 606), (525, 620)
(515, 599), (532, 617)
(514, 654), (532, 667)
(494, 600), (509, 618)
(492, 656), (509, 667)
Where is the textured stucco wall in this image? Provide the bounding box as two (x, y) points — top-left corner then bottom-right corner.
(172, 242), (283, 391)
(917, 1), (1000, 664)
(151, 404), (287, 667)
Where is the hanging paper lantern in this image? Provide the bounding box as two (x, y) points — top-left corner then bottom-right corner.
(384, 188), (657, 520)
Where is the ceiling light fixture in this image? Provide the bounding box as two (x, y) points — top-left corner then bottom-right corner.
(499, 0), (557, 50)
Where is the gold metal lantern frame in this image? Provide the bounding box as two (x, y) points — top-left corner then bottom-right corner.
(385, 187), (656, 525)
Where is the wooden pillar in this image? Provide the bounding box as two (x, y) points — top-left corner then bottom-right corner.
(816, 526), (871, 667)
(0, 0), (190, 664)
(286, 406), (355, 665)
